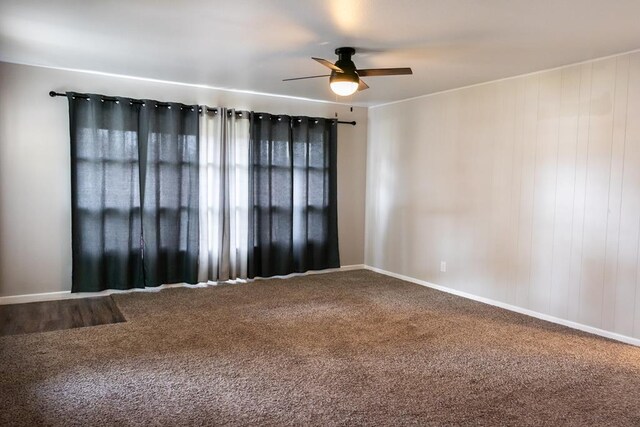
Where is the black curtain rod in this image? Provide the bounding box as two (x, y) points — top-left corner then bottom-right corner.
(49, 91), (356, 126)
(49, 91), (216, 113)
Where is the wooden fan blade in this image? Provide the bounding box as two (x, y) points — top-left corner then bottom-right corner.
(312, 57), (344, 72)
(283, 74), (330, 82)
(358, 79), (369, 91)
(356, 67), (413, 77)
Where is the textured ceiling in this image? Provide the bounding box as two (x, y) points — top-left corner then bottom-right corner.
(1, 0), (640, 106)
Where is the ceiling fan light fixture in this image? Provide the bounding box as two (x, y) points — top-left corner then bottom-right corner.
(329, 72), (359, 96)
(284, 46), (412, 97)
(330, 80), (359, 96)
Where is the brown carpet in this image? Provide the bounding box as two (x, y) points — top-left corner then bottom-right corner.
(0, 296), (125, 336)
(1, 270), (639, 426)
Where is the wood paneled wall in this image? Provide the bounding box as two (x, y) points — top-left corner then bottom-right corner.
(366, 51), (640, 339)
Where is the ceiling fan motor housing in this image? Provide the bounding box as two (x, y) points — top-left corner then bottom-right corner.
(331, 47), (359, 84)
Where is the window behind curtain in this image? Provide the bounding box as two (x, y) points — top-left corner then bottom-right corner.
(248, 114), (340, 278)
(141, 103), (199, 287)
(69, 94), (340, 291)
(68, 93), (199, 292)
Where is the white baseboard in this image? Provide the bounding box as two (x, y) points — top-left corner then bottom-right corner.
(336, 264), (366, 271)
(0, 264), (366, 305)
(4, 264), (636, 347)
(0, 290), (73, 305)
(364, 265), (640, 348)
(249, 264), (365, 282)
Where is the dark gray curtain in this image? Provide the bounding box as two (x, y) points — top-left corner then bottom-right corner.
(68, 93), (199, 292)
(248, 114), (339, 278)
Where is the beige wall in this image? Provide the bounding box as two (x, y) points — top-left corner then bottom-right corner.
(0, 61), (367, 297)
(367, 51), (640, 340)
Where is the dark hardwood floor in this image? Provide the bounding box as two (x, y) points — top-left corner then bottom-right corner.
(0, 296), (126, 336)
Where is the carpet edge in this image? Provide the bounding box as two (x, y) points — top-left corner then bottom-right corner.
(364, 265), (640, 348)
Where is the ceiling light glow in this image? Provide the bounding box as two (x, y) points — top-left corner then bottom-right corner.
(329, 69), (359, 96)
(330, 80), (359, 96)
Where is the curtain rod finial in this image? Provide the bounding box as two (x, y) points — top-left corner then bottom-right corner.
(49, 91), (57, 97)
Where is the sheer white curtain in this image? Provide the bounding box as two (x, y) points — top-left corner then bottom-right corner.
(198, 108), (250, 282)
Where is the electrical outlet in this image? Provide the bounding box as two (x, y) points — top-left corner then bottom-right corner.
(440, 261), (447, 273)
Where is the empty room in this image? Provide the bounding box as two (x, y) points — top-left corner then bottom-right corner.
(1, 1), (640, 425)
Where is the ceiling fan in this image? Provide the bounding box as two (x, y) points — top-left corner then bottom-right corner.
(283, 47), (413, 96)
